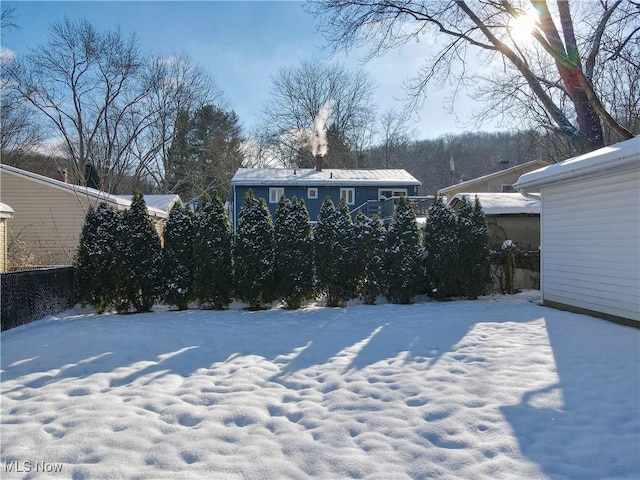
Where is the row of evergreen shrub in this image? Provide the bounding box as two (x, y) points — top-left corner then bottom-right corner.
(75, 190), (491, 313)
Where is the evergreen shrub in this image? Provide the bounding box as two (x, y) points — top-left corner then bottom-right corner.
(114, 192), (163, 313)
(385, 196), (424, 304)
(234, 189), (275, 310)
(273, 196), (315, 309)
(193, 192), (234, 309)
(163, 201), (195, 310)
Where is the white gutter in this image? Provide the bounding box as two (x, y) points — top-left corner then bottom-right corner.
(232, 184), (237, 236)
(514, 136), (639, 190)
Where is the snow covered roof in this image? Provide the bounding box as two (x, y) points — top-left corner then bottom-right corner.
(0, 164), (167, 219)
(231, 168), (421, 187)
(437, 160), (549, 195)
(117, 194), (181, 213)
(515, 136), (640, 189)
(0, 202), (14, 219)
(448, 193), (540, 215)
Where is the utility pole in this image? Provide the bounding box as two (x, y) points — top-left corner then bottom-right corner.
(449, 154), (455, 185)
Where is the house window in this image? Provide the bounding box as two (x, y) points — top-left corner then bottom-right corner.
(340, 188), (355, 205)
(308, 187), (318, 199)
(501, 184), (516, 192)
(269, 187), (285, 203)
(379, 188), (407, 199)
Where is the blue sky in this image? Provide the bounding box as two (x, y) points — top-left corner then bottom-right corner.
(2, 1), (494, 140)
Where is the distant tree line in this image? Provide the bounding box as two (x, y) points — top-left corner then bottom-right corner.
(75, 190), (491, 314)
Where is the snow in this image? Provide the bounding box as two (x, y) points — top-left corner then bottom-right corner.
(514, 136), (640, 189)
(231, 168), (421, 187)
(117, 195), (181, 214)
(0, 202), (14, 218)
(2, 293), (639, 479)
(448, 193), (540, 215)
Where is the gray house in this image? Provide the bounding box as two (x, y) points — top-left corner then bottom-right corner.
(231, 164), (421, 230)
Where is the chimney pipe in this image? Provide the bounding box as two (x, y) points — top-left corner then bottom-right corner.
(57, 168), (69, 183)
(315, 154), (323, 172)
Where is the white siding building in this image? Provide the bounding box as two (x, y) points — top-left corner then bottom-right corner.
(515, 136), (640, 325)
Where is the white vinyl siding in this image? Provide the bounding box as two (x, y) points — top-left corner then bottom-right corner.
(541, 170), (640, 322)
(269, 187), (284, 203)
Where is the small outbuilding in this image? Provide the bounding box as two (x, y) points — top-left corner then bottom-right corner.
(515, 136), (639, 325)
(447, 192), (541, 250)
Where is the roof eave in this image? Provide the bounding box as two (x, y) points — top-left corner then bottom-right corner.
(515, 155), (638, 190)
(231, 180), (421, 187)
(1, 164), (167, 219)
(437, 160), (549, 195)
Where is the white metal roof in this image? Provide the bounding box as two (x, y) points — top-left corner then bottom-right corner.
(448, 192), (540, 215)
(0, 164), (167, 219)
(231, 168), (421, 187)
(515, 136), (640, 189)
(117, 194), (181, 213)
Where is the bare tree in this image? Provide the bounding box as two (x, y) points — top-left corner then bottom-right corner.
(242, 127), (280, 168)
(259, 59), (377, 168)
(592, 12), (640, 144)
(1, 69), (43, 160)
(1, 5), (43, 160)
(140, 53), (220, 194)
(4, 17), (153, 190)
(377, 108), (414, 168)
(309, 0), (638, 154)
(1, 4), (17, 30)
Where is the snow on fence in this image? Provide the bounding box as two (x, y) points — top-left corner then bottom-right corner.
(1, 266), (75, 331)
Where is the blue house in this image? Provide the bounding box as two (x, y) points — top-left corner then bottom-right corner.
(230, 165), (421, 230)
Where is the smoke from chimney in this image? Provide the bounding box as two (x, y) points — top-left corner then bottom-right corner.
(311, 101), (333, 158)
(280, 101), (334, 171)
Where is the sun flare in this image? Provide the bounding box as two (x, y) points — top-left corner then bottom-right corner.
(509, 12), (538, 43)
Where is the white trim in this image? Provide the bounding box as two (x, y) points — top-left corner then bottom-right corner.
(378, 188), (407, 199)
(340, 187), (355, 205)
(307, 187), (318, 199)
(269, 187), (285, 203)
(515, 136), (639, 190)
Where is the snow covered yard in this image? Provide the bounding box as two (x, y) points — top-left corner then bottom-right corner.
(1, 292), (638, 480)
